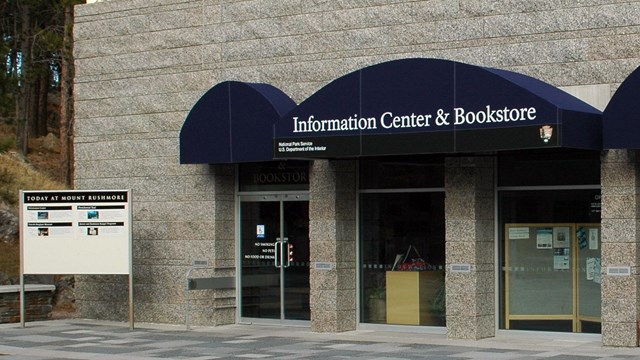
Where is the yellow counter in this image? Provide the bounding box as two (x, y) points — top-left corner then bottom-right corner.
(386, 271), (444, 325)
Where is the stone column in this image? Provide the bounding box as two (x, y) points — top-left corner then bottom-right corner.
(444, 157), (495, 340)
(183, 164), (236, 326)
(209, 164), (236, 325)
(601, 149), (640, 347)
(308, 159), (357, 332)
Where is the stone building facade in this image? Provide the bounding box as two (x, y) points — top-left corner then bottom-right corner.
(73, 0), (640, 347)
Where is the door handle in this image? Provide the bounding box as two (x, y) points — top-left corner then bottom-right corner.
(274, 238), (282, 268)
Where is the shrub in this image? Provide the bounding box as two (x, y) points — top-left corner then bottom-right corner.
(0, 135), (15, 153)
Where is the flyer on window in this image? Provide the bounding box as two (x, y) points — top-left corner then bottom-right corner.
(553, 247), (570, 270)
(536, 228), (553, 249)
(589, 228), (599, 250)
(509, 227), (530, 240)
(553, 227), (571, 248)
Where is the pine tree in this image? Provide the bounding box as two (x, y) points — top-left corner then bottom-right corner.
(1, 0), (84, 185)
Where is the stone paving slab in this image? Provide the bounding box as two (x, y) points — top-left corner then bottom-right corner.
(0, 320), (638, 359)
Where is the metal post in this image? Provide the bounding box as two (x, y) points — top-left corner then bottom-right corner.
(19, 274), (25, 328)
(19, 191), (25, 328)
(185, 260), (212, 331)
(129, 272), (134, 330)
(128, 192), (134, 331)
(185, 267), (194, 331)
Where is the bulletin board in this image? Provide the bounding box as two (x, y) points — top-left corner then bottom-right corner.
(504, 223), (602, 331)
(505, 224), (574, 318)
(20, 190), (132, 275)
(19, 189), (134, 329)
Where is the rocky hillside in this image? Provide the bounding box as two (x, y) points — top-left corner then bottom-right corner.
(0, 131), (75, 317)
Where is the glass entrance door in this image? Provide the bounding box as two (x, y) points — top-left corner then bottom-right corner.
(239, 194), (310, 323)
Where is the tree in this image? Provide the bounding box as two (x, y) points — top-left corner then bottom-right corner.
(0, 1), (20, 125)
(1, 0), (84, 185)
(60, 0), (78, 185)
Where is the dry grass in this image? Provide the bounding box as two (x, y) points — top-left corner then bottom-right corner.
(0, 151), (67, 279)
(0, 241), (19, 277)
(0, 151), (66, 207)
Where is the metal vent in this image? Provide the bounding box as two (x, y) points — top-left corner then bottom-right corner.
(450, 264), (472, 273)
(606, 266), (631, 276)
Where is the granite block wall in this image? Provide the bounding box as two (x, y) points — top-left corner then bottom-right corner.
(444, 157), (495, 340)
(74, 0), (640, 340)
(309, 160), (357, 332)
(600, 150), (640, 347)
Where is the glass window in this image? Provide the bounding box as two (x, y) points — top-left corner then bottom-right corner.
(499, 189), (601, 333)
(239, 161), (309, 192)
(360, 192), (445, 326)
(499, 149), (601, 334)
(360, 155), (444, 189)
(500, 190), (601, 224)
(498, 150), (600, 187)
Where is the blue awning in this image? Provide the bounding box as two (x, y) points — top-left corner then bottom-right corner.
(603, 65), (640, 149)
(180, 59), (604, 164)
(273, 58), (602, 158)
(180, 81), (295, 164)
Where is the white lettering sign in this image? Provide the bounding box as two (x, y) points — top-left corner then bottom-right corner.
(291, 105), (537, 134)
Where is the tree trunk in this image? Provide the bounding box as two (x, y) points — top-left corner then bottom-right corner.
(36, 70), (49, 137)
(17, 3), (30, 154)
(60, 3), (75, 186)
(28, 76), (40, 138)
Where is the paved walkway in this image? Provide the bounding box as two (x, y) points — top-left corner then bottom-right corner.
(0, 320), (639, 359)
